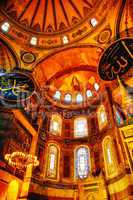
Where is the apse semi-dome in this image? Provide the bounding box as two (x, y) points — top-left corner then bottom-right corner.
(32, 45), (104, 109)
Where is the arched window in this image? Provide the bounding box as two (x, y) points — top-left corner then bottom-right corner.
(94, 83), (100, 91)
(62, 35), (69, 44)
(97, 105), (107, 131)
(64, 93), (72, 103)
(102, 136), (118, 178)
(74, 117), (88, 138)
(75, 146), (90, 179)
(86, 90), (93, 98)
(115, 111), (123, 125)
(53, 90), (61, 100)
(50, 114), (62, 135)
(113, 106), (123, 126)
(1, 22), (10, 32)
(113, 105), (125, 126)
(30, 36), (37, 45)
(46, 144), (59, 179)
(90, 18), (98, 27)
(76, 93), (83, 103)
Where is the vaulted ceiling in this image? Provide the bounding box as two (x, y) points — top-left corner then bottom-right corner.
(1, 0), (105, 34)
(32, 45), (103, 87)
(0, 0), (132, 110)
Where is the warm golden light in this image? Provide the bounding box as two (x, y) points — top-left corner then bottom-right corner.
(6, 180), (19, 200)
(5, 152), (39, 168)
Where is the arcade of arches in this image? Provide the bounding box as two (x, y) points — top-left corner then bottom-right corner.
(0, 0), (133, 200)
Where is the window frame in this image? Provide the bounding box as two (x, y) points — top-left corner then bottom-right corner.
(74, 145), (90, 180)
(102, 136), (119, 178)
(45, 144), (60, 180)
(50, 114), (62, 136)
(74, 117), (88, 138)
(53, 90), (61, 100)
(76, 93), (83, 103)
(64, 93), (72, 103)
(97, 105), (107, 131)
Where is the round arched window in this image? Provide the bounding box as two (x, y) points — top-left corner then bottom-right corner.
(86, 90), (93, 98)
(76, 93), (83, 103)
(54, 91), (61, 100)
(64, 93), (72, 103)
(94, 83), (100, 91)
(75, 146), (90, 179)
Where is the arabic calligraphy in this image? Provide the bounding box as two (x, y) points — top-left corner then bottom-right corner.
(98, 38), (133, 81)
(0, 72), (35, 101)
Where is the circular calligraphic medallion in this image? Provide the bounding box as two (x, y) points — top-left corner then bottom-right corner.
(21, 52), (36, 64)
(98, 29), (112, 44)
(98, 38), (133, 81)
(0, 72), (35, 102)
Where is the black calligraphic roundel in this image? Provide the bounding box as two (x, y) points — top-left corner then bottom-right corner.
(0, 72), (35, 102)
(98, 38), (133, 81)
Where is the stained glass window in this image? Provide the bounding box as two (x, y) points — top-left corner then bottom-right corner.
(75, 146), (89, 179)
(30, 36), (37, 45)
(64, 93), (72, 103)
(50, 114), (62, 135)
(76, 93), (83, 103)
(113, 105), (124, 126)
(107, 147), (112, 164)
(54, 90), (61, 100)
(97, 105), (107, 131)
(103, 136), (118, 177)
(1, 22), (10, 32)
(49, 153), (55, 170)
(90, 18), (98, 27)
(116, 111), (123, 125)
(62, 35), (69, 44)
(46, 144), (59, 179)
(74, 117), (88, 138)
(86, 90), (93, 98)
(94, 83), (100, 91)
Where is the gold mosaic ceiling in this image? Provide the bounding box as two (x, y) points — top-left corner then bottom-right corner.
(1, 0), (109, 34)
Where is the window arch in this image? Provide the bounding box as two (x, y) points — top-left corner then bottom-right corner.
(94, 82), (100, 91)
(62, 35), (69, 44)
(50, 114), (62, 135)
(64, 93), (72, 103)
(75, 146), (90, 179)
(54, 90), (61, 100)
(102, 136), (119, 178)
(115, 110), (123, 125)
(76, 93), (83, 103)
(1, 22), (10, 32)
(30, 36), (37, 45)
(86, 90), (93, 98)
(113, 105), (124, 126)
(97, 105), (107, 131)
(74, 117), (88, 138)
(46, 144), (59, 179)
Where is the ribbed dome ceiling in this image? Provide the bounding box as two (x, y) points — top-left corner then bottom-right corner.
(1, 0), (101, 34)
